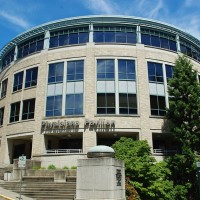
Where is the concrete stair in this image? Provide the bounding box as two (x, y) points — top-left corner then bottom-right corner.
(0, 179), (76, 200)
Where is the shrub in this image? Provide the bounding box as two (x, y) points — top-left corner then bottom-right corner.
(63, 166), (69, 170)
(48, 164), (56, 170)
(71, 166), (77, 170)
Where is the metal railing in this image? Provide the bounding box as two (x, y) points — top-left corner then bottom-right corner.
(153, 149), (178, 155)
(45, 149), (82, 154)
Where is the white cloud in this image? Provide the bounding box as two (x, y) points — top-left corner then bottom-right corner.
(0, 11), (31, 29)
(148, 0), (163, 18)
(85, 0), (121, 15)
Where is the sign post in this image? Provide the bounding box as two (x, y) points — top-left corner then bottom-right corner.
(17, 155), (26, 200)
(197, 162), (200, 198)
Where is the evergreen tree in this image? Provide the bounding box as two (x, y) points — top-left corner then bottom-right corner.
(166, 55), (200, 200)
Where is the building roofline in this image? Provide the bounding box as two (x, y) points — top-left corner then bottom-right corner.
(1, 15), (200, 59)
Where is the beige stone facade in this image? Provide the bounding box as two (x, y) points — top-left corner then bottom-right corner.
(0, 16), (200, 168)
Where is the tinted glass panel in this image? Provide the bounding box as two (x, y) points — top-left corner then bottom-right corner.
(104, 32), (115, 42)
(94, 32), (104, 42)
(151, 35), (160, 47)
(141, 34), (151, 45)
(50, 36), (58, 48)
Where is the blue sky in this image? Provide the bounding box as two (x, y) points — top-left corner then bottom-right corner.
(0, 0), (200, 49)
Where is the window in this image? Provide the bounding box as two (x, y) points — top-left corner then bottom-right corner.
(46, 95), (62, 117)
(65, 60), (84, 115)
(46, 60), (84, 117)
(118, 60), (135, 80)
(148, 61), (166, 116)
(46, 62), (64, 117)
(22, 99), (35, 120)
(141, 28), (177, 52)
(0, 107), (4, 126)
(2, 48), (15, 69)
(150, 95), (166, 116)
(25, 67), (38, 88)
(165, 65), (173, 83)
(48, 62), (64, 84)
(97, 93), (115, 114)
(118, 59), (137, 114)
(119, 93), (137, 114)
(97, 59), (115, 114)
(10, 102), (20, 123)
(148, 62), (163, 83)
(93, 25), (136, 44)
(13, 71), (24, 92)
(65, 94), (83, 115)
(49, 27), (89, 48)
(67, 60), (84, 81)
(97, 59), (115, 80)
(1, 78), (8, 98)
(180, 39), (200, 62)
(18, 35), (44, 59)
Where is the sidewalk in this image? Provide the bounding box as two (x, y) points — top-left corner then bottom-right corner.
(0, 187), (33, 200)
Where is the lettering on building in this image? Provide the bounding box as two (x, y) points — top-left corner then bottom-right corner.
(41, 119), (115, 134)
(116, 169), (122, 186)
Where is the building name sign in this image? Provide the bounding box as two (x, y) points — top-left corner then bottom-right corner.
(41, 119), (115, 131)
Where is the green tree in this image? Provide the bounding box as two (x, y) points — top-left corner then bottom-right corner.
(166, 55), (200, 200)
(113, 137), (187, 200)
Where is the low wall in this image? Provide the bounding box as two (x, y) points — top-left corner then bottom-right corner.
(39, 154), (86, 168)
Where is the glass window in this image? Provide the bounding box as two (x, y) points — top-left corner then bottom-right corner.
(141, 34), (151, 45)
(13, 71), (24, 92)
(2, 48), (15, 68)
(46, 95), (62, 117)
(165, 65), (173, 83)
(29, 42), (36, 54)
(151, 35), (160, 47)
(116, 32), (126, 43)
(79, 32), (89, 43)
(50, 36), (59, 48)
(119, 93), (137, 114)
(48, 62), (64, 84)
(148, 62), (163, 83)
(97, 59), (114, 80)
(17, 35), (44, 59)
(67, 60), (84, 81)
(150, 95), (166, 116)
(65, 94), (83, 115)
(37, 40), (44, 51)
(104, 32), (115, 42)
(97, 93), (115, 114)
(94, 32), (104, 43)
(127, 32), (136, 44)
(25, 67), (38, 88)
(0, 107), (4, 126)
(169, 40), (177, 51)
(10, 102), (20, 123)
(69, 33), (78, 45)
(22, 99), (35, 120)
(59, 35), (68, 46)
(1, 78), (8, 98)
(160, 37), (169, 49)
(118, 60), (135, 80)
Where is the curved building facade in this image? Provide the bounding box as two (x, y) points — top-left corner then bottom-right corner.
(0, 16), (200, 168)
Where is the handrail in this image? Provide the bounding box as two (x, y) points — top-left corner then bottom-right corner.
(45, 149), (82, 154)
(153, 149), (178, 154)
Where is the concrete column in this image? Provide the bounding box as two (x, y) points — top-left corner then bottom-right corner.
(14, 45), (18, 61)
(76, 157), (125, 200)
(44, 31), (50, 49)
(176, 35), (181, 52)
(136, 25), (141, 44)
(89, 24), (93, 43)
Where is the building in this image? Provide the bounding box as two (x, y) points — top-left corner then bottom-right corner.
(0, 15), (200, 168)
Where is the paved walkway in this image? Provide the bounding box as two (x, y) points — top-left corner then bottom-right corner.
(0, 187), (33, 200)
